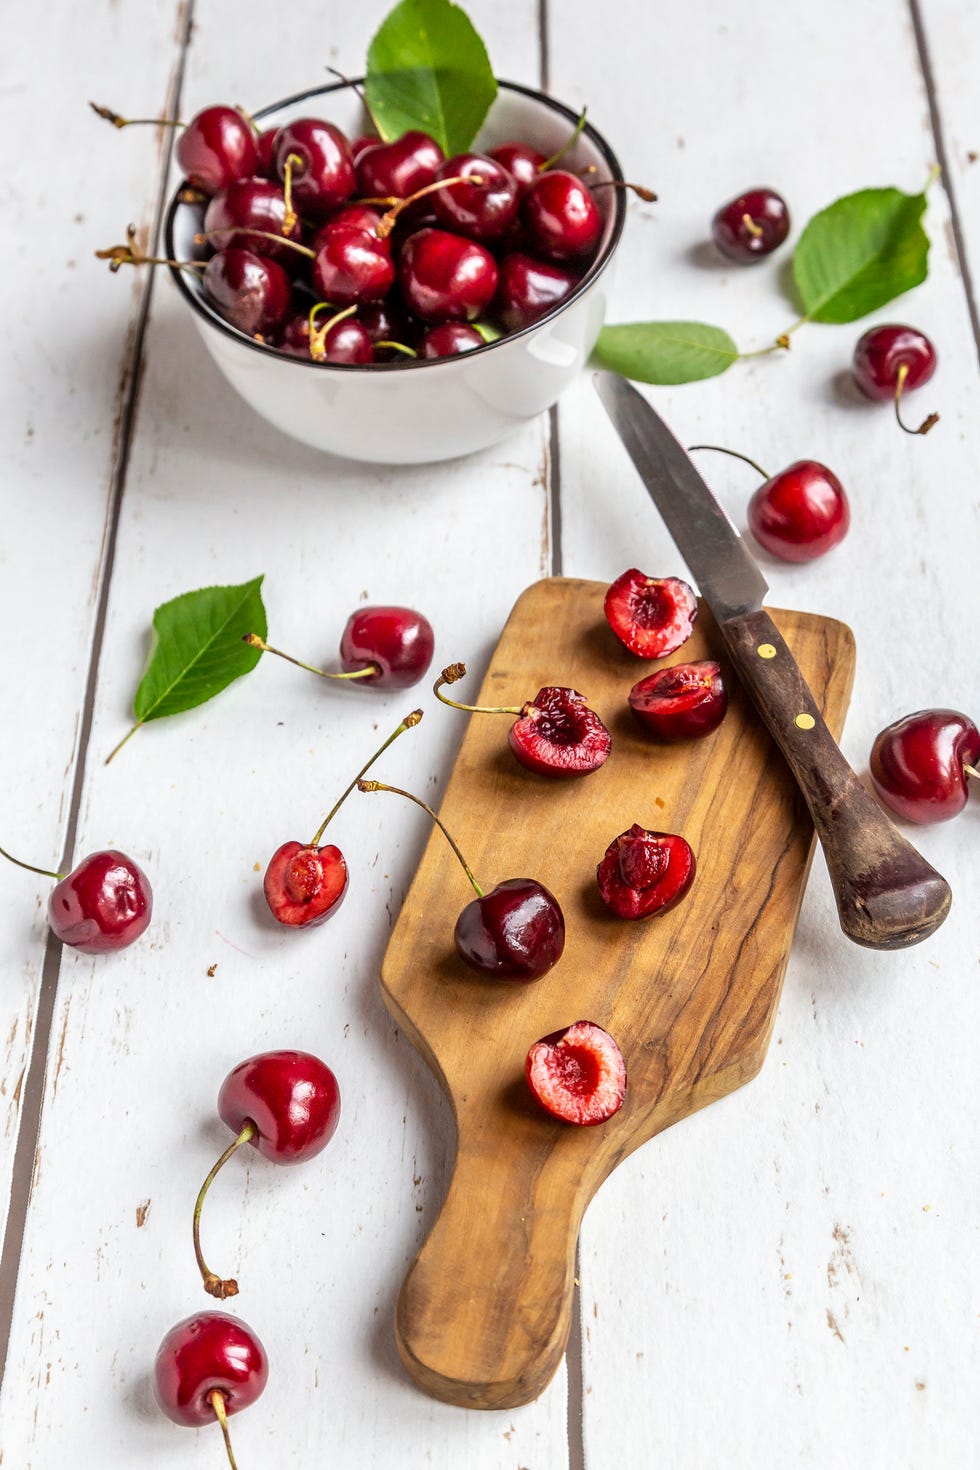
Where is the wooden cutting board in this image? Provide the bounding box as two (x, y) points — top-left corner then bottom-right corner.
(380, 576), (855, 1411)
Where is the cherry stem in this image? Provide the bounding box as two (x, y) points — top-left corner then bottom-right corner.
(964, 763), (979, 782)
(209, 1390), (240, 1470)
(589, 180), (657, 202)
(741, 212), (764, 238)
(242, 630), (379, 680)
(894, 363), (940, 436)
(325, 66), (387, 139)
(282, 152), (303, 233)
(373, 340), (418, 358)
(193, 1120), (257, 1300)
(687, 444), (769, 481)
(194, 227), (315, 261)
(377, 174), (484, 239)
(308, 303), (358, 361)
(310, 709), (423, 848)
(433, 663), (522, 716)
(96, 223), (205, 277)
(89, 101), (185, 129)
(539, 106), (588, 171)
(104, 719), (145, 765)
(0, 845), (63, 882)
(357, 780), (484, 898)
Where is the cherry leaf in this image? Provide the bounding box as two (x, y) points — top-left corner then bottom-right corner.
(793, 186), (929, 324)
(365, 0), (496, 156)
(592, 322), (739, 384)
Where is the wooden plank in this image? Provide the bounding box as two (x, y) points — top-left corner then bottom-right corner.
(548, 1), (980, 1464)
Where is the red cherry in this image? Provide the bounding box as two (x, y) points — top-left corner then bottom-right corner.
(350, 134), (379, 165)
(263, 840), (348, 927)
(45, 848), (152, 954)
(203, 179), (305, 266)
(852, 324), (939, 435)
(628, 661), (728, 741)
(495, 252), (579, 331)
(355, 130), (445, 201)
(526, 1020), (626, 1125)
(490, 142), (546, 195)
(869, 709), (979, 824)
(421, 322), (484, 358)
(522, 170), (602, 261)
(604, 570), (698, 659)
(398, 227), (498, 322)
(310, 205), (385, 249)
(508, 686), (612, 778)
(747, 460), (850, 563)
(318, 315), (374, 364)
(596, 824), (696, 920)
(273, 118), (355, 219)
(311, 225), (395, 306)
(431, 153), (520, 240)
(356, 298), (415, 347)
(275, 311), (317, 358)
(154, 1311), (267, 1468)
(254, 127), (278, 179)
(711, 187), (790, 262)
(454, 878), (565, 980)
(203, 248), (292, 336)
(176, 106), (258, 195)
(217, 1050), (341, 1163)
(339, 606), (435, 688)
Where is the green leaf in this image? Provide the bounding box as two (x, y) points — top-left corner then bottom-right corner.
(365, 0), (497, 156)
(592, 322), (739, 384)
(793, 186), (929, 324)
(107, 577), (266, 762)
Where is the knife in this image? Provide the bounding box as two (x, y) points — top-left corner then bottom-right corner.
(594, 370), (951, 950)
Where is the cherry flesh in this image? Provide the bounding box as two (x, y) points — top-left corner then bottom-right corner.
(431, 153), (520, 240)
(273, 118), (355, 219)
(312, 226), (395, 306)
(711, 187), (790, 262)
(421, 322), (484, 358)
(747, 460), (850, 563)
(509, 686), (612, 777)
(176, 106), (258, 195)
(45, 849), (152, 954)
(203, 248), (292, 336)
(340, 606), (435, 688)
(522, 170), (602, 261)
(629, 660), (728, 741)
(490, 141), (546, 195)
(604, 570), (698, 659)
(496, 252), (579, 331)
(218, 1050), (341, 1164)
(398, 227), (498, 322)
(869, 709), (979, 824)
(263, 841), (348, 926)
(596, 824), (697, 920)
(154, 1310), (267, 1470)
(526, 1020), (626, 1125)
(203, 179), (305, 266)
(454, 877), (565, 980)
(355, 130), (446, 201)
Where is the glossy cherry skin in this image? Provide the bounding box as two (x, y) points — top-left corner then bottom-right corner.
(869, 709), (979, 823)
(355, 298), (414, 346)
(316, 318), (374, 364)
(398, 228), (498, 322)
(47, 849), (152, 954)
(273, 118), (355, 219)
(350, 134), (379, 166)
(432, 153), (520, 241)
(604, 571), (698, 659)
(526, 1020), (626, 1125)
(747, 461), (850, 563)
(255, 127), (279, 179)
(522, 170), (602, 261)
(203, 179), (304, 266)
(490, 142), (545, 196)
(711, 187), (790, 262)
(312, 226), (394, 307)
(203, 248), (292, 337)
(454, 878), (565, 980)
(339, 606), (435, 688)
(496, 252), (579, 331)
(421, 322), (484, 358)
(355, 130), (445, 201)
(154, 1311), (268, 1428)
(509, 686), (611, 777)
(597, 824), (697, 920)
(629, 661), (728, 741)
(176, 106), (258, 195)
(852, 324), (937, 400)
(275, 311), (317, 358)
(218, 1050), (341, 1163)
(263, 842), (348, 926)
(310, 205), (385, 251)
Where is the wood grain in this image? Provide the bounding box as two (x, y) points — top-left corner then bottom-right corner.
(381, 577), (855, 1409)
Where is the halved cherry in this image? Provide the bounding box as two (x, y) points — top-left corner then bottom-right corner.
(604, 570), (697, 659)
(525, 1020), (626, 1125)
(596, 823), (696, 920)
(628, 660), (728, 741)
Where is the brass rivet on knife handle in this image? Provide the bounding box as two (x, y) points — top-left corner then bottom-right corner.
(758, 643), (777, 659)
(721, 607), (952, 949)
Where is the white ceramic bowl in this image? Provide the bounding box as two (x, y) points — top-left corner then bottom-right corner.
(165, 80), (626, 463)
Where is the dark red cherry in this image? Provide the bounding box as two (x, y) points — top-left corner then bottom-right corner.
(509, 686), (611, 777)
(154, 1311), (268, 1429)
(310, 205), (385, 251)
(273, 118), (355, 219)
(218, 1050), (341, 1163)
(852, 324), (937, 401)
(275, 311), (316, 358)
(355, 130), (445, 201)
(176, 106), (258, 195)
(350, 134), (378, 165)
(339, 606), (435, 688)
(203, 248), (292, 336)
(490, 142), (546, 195)
(747, 461), (850, 562)
(597, 824), (696, 920)
(398, 227), (498, 322)
(255, 127), (278, 179)
(454, 878), (565, 980)
(523, 170), (602, 261)
(263, 841), (348, 926)
(711, 187), (790, 262)
(495, 251), (580, 331)
(629, 661), (728, 740)
(869, 709), (979, 824)
(421, 322), (484, 358)
(604, 571), (698, 659)
(526, 1020), (626, 1125)
(356, 298), (415, 347)
(203, 179), (304, 266)
(47, 849), (152, 954)
(312, 226), (394, 306)
(316, 316), (374, 364)
(431, 153), (520, 240)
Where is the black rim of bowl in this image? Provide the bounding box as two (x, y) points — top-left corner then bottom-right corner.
(163, 77), (627, 372)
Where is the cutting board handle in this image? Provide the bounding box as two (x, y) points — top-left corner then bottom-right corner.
(721, 609), (952, 949)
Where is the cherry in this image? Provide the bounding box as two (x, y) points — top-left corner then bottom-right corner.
(310, 204), (385, 250)
(525, 1020), (626, 1125)
(490, 141), (546, 196)
(355, 298), (415, 348)
(193, 1050), (340, 1298)
(604, 570), (698, 659)
(522, 170), (602, 261)
(263, 709), (422, 928)
(628, 660), (728, 741)
(398, 227), (498, 322)
(154, 1310), (267, 1468)
(747, 460), (850, 562)
(203, 247), (292, 337)
(596, 824), (696, 920)
(711, 187), (790, 262)
(1, 844), (153, 954)
(176, 106), (258, 195)
(358, 780), (565, 980)
(431, 153), (520, 240)
(245, 605), (434, 689)
(421, 322), (485, 358)
(312, 225), (395, 307)
(255, 126), (278, 179)
(869, 709), (979, 824)
(355, 130), (446, 201)
(311, 309), (375, 364)
(495, 252), (579, 331)
(350, 133), (379, 165)
(273, 118), (355, 221)
(852, 324), (939, 435)
(434, 663), (611, 778)
(203, 179), (305, 266)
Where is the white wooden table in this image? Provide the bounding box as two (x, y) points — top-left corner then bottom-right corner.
(2, 2), (978, 1465)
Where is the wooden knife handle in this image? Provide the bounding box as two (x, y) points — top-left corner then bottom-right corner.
(720, 608), (951, 949)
